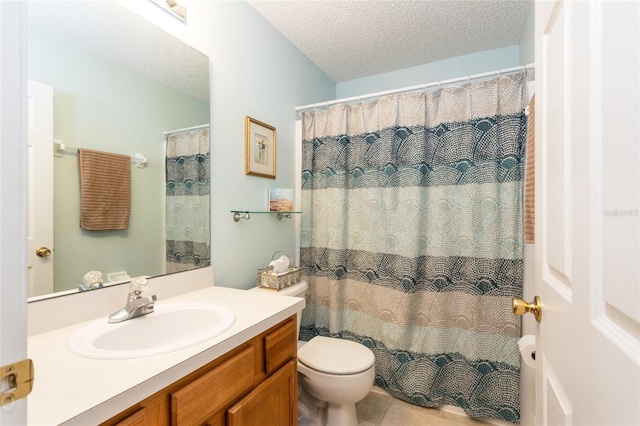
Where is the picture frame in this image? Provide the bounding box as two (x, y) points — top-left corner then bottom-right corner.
(268, 188), (293, 212)
(245, 116), (276, 179)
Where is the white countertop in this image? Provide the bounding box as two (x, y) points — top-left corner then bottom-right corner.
(27, 286), (304, 425)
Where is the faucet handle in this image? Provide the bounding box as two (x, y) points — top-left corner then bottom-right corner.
(129, 276), (148, 296)
(82, 270), (104, 290)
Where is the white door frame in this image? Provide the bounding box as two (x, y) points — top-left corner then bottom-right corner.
(0, 0), (28, 424)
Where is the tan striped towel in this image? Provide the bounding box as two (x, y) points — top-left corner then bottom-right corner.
(524, 94), (535, 244)
(78, 148), (131, 231)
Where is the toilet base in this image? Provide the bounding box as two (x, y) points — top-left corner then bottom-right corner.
(326, 401), (358, 426)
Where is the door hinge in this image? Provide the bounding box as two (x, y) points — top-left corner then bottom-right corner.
(1, 359), (34, 407)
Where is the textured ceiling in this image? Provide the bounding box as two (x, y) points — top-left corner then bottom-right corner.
(248, 0), (531, 82)
(27, 1), (209, 102)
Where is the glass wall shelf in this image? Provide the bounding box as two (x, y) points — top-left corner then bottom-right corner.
(231, 211), (301, 222)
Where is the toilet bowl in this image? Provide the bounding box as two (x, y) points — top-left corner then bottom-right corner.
(251, 281), (375, 426)
(298, 336), (375, 425)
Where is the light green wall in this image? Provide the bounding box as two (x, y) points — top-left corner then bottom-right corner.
(336, 46), (521, 99)
(186, 1), (335, 289)
(28, 29), (210, 292)
(519, 1), (535, 66)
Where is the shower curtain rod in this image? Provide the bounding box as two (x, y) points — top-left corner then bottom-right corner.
(295, 62), (535, 112)
(164, 123), (210, 134)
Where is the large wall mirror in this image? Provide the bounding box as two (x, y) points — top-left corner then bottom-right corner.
(27, 1), (211, 300)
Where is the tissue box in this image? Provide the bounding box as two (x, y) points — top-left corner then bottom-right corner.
(256, 266), (301, 290)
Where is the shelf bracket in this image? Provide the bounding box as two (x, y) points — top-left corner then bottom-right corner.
(233, 212), (250, 222)
(232, 211), (298, 221)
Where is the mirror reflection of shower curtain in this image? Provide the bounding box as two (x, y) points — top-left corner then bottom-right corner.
(300, 74), (527, 424)
(165, 125), (211, 273)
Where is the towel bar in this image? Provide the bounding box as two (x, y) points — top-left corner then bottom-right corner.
(53, 140), (147, 168)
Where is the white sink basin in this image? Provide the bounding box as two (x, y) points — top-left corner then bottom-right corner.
(68, 302), (235, 360)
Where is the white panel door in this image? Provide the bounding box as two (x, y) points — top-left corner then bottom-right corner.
(27, 80), (54, 298)
(535, 1), (640, 425)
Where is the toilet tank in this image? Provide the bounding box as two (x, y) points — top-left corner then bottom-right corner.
(250, 281), (307, 340)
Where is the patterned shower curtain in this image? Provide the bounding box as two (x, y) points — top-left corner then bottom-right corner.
(165, 126), (211, 273)
(300, 74), (527, 423)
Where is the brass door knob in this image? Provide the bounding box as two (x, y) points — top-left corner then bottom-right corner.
(512, 296), (542, 322)
(35, 247), (51, 258)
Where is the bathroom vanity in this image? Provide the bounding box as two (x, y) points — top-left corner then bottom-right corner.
(102, 316), (297, 425)
(27, 269), (304, 425)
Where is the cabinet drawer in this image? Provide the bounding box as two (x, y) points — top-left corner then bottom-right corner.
(100, 392), (168, 426)
(264, 317), (297, 375)
(172, 346), (255, 425)
(113, 409), (146, 426)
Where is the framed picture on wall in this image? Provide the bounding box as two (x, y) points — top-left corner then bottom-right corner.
(268, 188), (293, 212)
(245, 116), (276, 179)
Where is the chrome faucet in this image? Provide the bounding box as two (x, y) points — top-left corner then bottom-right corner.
(108, 277), (157, 323)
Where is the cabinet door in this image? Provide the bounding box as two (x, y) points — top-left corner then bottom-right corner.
(172, 346), (255, 425)
(227, 360), (297, 426)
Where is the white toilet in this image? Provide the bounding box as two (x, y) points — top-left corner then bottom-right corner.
(251, 281), (375, 426)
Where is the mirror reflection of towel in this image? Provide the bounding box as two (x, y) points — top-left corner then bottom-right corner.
(78, 148), (131, 231)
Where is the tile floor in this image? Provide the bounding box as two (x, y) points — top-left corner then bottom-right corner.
(356, 388), (492, 426)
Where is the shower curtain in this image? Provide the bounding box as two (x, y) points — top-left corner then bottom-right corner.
(300, 74), (527, 423)
(165, 126), (211, 273)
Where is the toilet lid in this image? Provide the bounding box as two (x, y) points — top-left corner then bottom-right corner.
(298, 336), (375, 375)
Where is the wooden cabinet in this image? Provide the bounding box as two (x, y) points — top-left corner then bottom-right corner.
(227, 360), (297, 426)
(101, 316), (298, 426)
